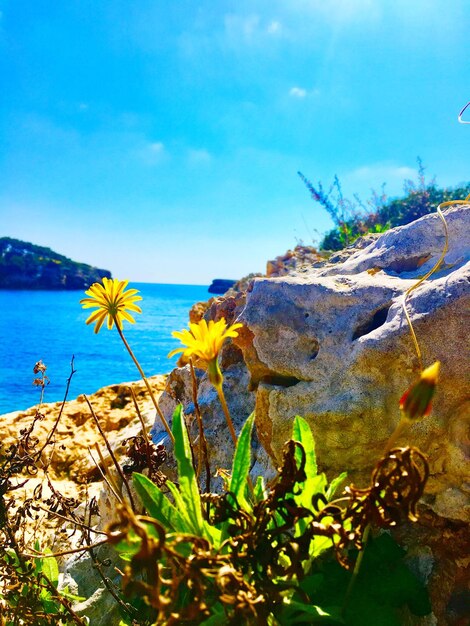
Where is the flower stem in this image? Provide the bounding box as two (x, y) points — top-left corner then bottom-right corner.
(215, 372), (255, 495)
(190, 359), (211, 492)
(114, 321), (174, 444)
(343, 523), (370, 615)
(215, 382), (237, 446)
(383, 417), (408, 454)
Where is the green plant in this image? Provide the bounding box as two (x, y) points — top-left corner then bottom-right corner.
(299, 160), (470, 251)
(168, 317), (244, 447)
(1, 544), (85, 626)
(107, 408), (430, 625)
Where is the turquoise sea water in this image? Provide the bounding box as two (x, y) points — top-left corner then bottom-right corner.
(0, 283), (209, 414)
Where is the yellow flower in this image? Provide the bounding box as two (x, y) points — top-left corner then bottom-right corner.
(169, 318), (243, 364)
(170, 318), (243, 445)
(399, 361), (440, 421)
(80, 277), (142, 333)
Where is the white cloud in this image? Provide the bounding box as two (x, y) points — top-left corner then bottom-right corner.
(267, 20), (282, 35)
(289, 87), (307, 98)
(224, 14), (260, 40)
(223, 14), (285, 43)
(136, 141), (166, 165)
(346, 164), (416, 181)
(148, 141), (164, 153)
(342, 163), (418, 196)
(187, 148), (211, 165)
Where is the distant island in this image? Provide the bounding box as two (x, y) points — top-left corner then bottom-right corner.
(0, 237), (111, 289)
(208, 278), (236, 294)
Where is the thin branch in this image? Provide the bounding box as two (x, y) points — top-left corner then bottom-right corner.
(87, 446), (123, 504)
(402, 204), (449, 371)
(215, 384), (237, 446)
(37, 356), (77, 458)
(87, 542), (137, 619)
(129, 385), (151, 447)
(114, 321), (174, 443)
(38, 573), (88, 625)
(84, 395), (136, 511)
(21, 538), (108, 559)
(34, 503), (107, 536)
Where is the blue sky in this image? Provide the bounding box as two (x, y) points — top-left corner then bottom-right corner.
(0, 1), (468, 284)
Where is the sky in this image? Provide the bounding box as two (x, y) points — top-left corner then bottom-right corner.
(0, 0), (468, 284)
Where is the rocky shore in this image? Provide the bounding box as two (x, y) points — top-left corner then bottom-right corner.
(1, 375), (166, 484)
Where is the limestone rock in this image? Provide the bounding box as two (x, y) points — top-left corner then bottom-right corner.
(266, 244), (324, 277)
(238, 205), (469, 524)
(63, 545), (122, 626)
(0, 376), (168, 626)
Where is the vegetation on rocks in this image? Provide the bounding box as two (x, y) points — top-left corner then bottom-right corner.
(0, 238), (111, 290)
(299, 159), (470, 251)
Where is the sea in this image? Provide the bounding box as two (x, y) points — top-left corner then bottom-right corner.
(0, 283), (210, 414)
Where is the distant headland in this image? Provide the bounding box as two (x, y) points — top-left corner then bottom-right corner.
(0, 237), (111, 289)
(208, 278), (236, 294)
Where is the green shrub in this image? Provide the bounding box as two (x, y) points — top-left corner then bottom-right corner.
(299, 159), (470, 251)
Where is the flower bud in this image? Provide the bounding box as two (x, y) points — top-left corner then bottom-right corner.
(399, 361), (440, 421)
(207, 357), (224, 389)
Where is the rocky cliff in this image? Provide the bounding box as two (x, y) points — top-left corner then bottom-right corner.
(0, 237), (111, 289)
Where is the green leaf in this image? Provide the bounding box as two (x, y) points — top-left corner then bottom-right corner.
(309, 534), (334, 560)
(229, 412), (255, 511)
(133, 472), (188, 533)
(301, 534), (431, 625)
(165, 480), (194, 533)
(200, 605), (228, 625)
(326, 472), (348, 501)
(280, 599), (344, 624)
(172, 405), (205, 536)
(41, 594), (61, 615)
(292, 416), (317, 478)
(253, 475), (267, 503)
(356, 534), (431, 617)
(60, 588), (85, 602)
(40, 550), (59, 588)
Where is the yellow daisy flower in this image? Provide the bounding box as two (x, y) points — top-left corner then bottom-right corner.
(80, 277), (142, 334)
(169, 317), (243, 445)
(168, 318), (243, 364)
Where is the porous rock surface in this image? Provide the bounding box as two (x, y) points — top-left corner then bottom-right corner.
(238, 205), (470, 525)
(266, 244), (325, 277)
